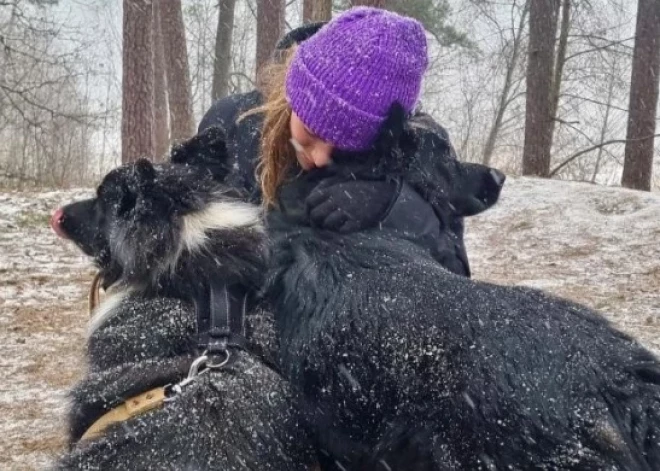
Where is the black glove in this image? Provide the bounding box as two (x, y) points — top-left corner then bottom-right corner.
(305, 179), (399, 233)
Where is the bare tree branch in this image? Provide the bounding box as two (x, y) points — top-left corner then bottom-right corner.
(550, 133), (660, 177)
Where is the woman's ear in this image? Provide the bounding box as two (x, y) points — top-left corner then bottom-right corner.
(449, 163), (506, 217)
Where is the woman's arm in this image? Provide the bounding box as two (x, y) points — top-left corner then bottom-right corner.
(304, 178), (472, 277)
(380, 181), (471, 277)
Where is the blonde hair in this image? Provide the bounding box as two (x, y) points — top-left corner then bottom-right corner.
(240, 47), (298, 208)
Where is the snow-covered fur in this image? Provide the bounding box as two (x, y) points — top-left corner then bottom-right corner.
(265, 114), (660, 470)
(52, 159), (315, 470)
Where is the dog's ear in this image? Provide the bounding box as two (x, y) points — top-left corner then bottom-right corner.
(326, 103), (408, 179)
(449, 163), (506, 217)
(134, 158), (157, 185)
(373, 102), (407, 154)
(118, 159), (158, 218)
(116, 181), (138, 217)
(170, 126), (231, 182)
(366, 102), (408, 176)
(112, 159), (166, 220)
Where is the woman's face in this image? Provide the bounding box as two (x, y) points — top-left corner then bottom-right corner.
(289, 112), (334, 171)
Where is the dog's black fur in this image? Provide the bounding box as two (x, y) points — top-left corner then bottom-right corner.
(52, 159), (316, 470)
(265, 109), (660, 469)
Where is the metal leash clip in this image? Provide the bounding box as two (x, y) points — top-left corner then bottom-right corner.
(164, 349), (232, 401)
(165, 353), (210, 400)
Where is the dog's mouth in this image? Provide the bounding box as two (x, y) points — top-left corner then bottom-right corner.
(50, 208), (69, 239)
(50, 206), (103, 259)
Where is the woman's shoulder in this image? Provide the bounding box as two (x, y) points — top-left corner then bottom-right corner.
(198, 90), (263, 134)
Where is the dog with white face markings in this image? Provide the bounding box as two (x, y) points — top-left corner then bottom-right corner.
(50, 157), (316, 470)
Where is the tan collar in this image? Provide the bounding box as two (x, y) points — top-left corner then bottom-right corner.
(88, 272), (104, 317)
(80, 387), (167, 442)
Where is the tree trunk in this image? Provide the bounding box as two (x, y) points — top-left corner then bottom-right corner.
(482, 2), (529, 166)
(159, 0), (195, 144)
(212, 0), (236, 102)
(152, 0), (169, 161)
(351, 0), (385, 7)
(548, 0), (570, 148)
(256, 0), (285, 76)
(303, 0), (332, 24)
(122, 0), (154, 163)
(622, 0), (660, 191)
(522, 0), (559, 177)
(591, 65), (616, 183)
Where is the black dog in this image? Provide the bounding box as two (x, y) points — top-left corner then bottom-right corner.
(50, 159), (316, 470)
(265, 110), (660, 469)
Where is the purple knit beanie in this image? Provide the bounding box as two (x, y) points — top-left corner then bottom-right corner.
(285, 7), (428, 151)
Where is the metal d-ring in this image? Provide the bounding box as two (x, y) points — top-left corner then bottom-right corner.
(205, 349), (231, 370)
(164, 350), (231, 402)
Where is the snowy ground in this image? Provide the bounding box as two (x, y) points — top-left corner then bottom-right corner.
(0, 189), (94, 470)
(1, 177), (659, 469)
(465, 177), (660, 353)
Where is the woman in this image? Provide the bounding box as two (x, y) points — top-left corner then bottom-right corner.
(184, 12), (503, 277)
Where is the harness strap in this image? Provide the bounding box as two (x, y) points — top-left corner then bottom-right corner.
(196, 281), (248, 357)
(80, 279), (249, 443)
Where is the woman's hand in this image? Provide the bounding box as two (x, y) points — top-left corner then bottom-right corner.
(305, 179), (398, 233)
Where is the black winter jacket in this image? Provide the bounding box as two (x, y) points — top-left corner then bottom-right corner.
(195, 91), (485, 277)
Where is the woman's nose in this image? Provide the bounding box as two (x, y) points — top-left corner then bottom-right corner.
(310, 142), (334, 168)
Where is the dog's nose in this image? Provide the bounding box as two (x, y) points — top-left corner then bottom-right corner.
(50, 208), (68, 239)
(489, 168), (506, 189)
